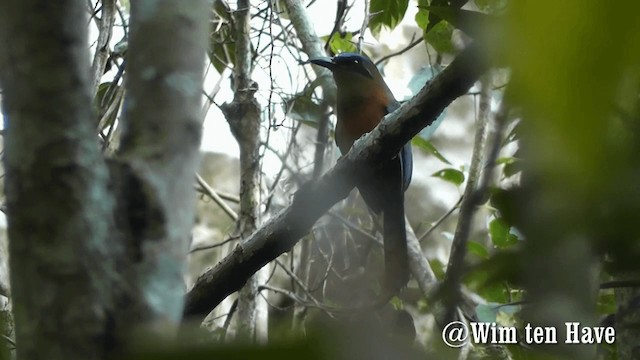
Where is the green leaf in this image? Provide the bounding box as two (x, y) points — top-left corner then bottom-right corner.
(427, 6), (494, 38)
(465, 268), (510, 303)
(428, 259), (445, 280)
(285, 94), (324, 128)
(425, 21), (454, 54)
(389, 296), (403, 310)
(495, 157), (516, 166)
(489, 187), (520, 228)
(502, 158), (523, 178)
(432, 168), (464, 186)
(329, 32), (357, 54)
(208, 21), (235, 73)
(415, 0), (429, 30)
(369, 0), (409, 36)
(467, 240), (489, 259)
(94, 81), (112, 110)
(411, 137), (451, 164)
(496, 157), (522, 178)
(489, 217), (518, 249)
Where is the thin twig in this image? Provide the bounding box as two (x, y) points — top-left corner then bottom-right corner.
(221, 298), (238, 337)
(91, 0), (116, 96)
(195, 185), (239, 204)
(196, 173), (238, 221)
(418, 195), (463, 243)
(358, 0), (370, 52)
(190, 235), (240, 253)
(327, 211), (381, 245)
(375, 35), (422, 66)
(274, 259), (322, 306)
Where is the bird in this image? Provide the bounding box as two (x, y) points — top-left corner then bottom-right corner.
(309, 53), (413, 293)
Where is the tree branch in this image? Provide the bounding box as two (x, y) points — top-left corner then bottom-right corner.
(91, 0), (116, 98)
(183, 43), (489, 321)
(440, 74), (492, 325)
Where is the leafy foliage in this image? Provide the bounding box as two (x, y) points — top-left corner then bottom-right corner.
(208, 11), (235, 73)
(411, 137), (451, 164)
(369, 0), (409, 36)
(285, 92), (324, 128)
(415, 1), (455, 53)
(431, 168), (465, 186)
(327, 32), (357, 54)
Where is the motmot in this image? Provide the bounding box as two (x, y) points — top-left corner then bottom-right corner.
(310, 53), (413, 292)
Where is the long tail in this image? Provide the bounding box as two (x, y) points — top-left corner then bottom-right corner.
(383, 189), (409, 292)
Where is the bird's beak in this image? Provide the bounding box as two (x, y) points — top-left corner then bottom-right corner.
(308, 57), (335, 70)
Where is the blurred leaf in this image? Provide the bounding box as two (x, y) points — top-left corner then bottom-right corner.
(369, 0), (409, 36)
(389, 296), (403, 310)
(208, 21), (235, 73)
(474, 0), (507, 13)
(285, 94), (323, 128)
(597, 292), (616, 315)
(94, 82), (112, 111)
(489, 217), (518, 249)
(465, 268), (509, 303)
(212, 0), (232, 22)
(425, 21), (454, 54)
(415, 0), (429, 30)
(496, 157), (522, 178)
(432, 168), (464, 185)
(429, 259), (446, 280)
(422, 0), (468, 34)
(468, 250), (524, 291)
(329, 32), (357, 54)
(489, 187), (522, 230)
(426, 5), (507, 60)
(412, 137), (451, 164)
(505, 1), (640, 200)
(502, 159), (523, 178)
(427, 6), (494, 38)
(467, 240), (489, 259)
(495, 157), (515, 166)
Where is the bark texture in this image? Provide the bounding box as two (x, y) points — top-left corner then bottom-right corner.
(116, 0), (210, 330)
(0, 1), (114, 359)
(221, 0), (268, 341)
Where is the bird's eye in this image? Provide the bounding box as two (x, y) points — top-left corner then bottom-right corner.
(354, 60), (359, 64)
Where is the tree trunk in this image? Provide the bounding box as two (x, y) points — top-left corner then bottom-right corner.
(0, 0), (211, 357)
(115, 0), (210, 334)
(222, 0), (268, 342)
(0, 2), (114, 359)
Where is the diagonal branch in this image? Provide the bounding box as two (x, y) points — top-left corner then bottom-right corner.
(183, 43), (489, 321)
